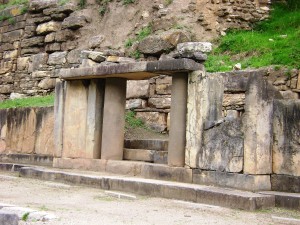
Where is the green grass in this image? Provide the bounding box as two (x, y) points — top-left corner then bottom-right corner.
(0, 95), (54, 109)
(123, 0), (135, 5)
(125, 26), (152, 48)
(0, 0), (29, 11)
(21, 212), (30, 221)
(125, 110), (145, 129)
(205, 4), (300, 72)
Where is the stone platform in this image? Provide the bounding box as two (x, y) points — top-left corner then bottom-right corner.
(0, 162), (276, 211)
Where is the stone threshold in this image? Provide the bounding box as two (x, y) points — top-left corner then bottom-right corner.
(0, 162), (274, 211)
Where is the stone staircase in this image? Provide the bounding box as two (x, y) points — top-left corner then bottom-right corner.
(123, 139), (169, 164)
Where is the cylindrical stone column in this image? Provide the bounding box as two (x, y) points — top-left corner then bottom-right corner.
(101, 78), (127, 160)
(168, 73), (188, 167)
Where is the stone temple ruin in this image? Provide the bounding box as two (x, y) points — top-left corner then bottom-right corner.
(0, 0), (299, 211)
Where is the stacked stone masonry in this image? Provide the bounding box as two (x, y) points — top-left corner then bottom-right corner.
(0, 0), (272, 101)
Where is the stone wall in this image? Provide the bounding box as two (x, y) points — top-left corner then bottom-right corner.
(0, 106), (54, 156)
(0, 0), (272, 101)
(125, 67), (299, 133)
(0, 1), (90, 100)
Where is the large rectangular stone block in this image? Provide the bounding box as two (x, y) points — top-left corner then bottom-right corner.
(243, 72), (282, 174)
(185, 71), (224, 168)
(272, 100), (300, 177)
(62, 80), (105, 159)
(193, 170), (271, 191)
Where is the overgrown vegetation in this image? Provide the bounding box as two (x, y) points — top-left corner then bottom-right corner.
(0, 95), (54, 109)
(0, 0), (28, 11)
(123, 0), (135, 5)
(125, 110), (145, 129)
(205, 3), (300, 72)
(21, 212), (30, 221)
(125, 25), (152, 48)
(164, 0), (173, 6)
(78, 0), (86, 9)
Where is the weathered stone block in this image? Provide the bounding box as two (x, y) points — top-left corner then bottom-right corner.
(1, 29), (24, 43)
(44, 32), (56, 43)
(123, 148), (154, 162)
(29, 0), (57, 12)
(36, 21), (61, 35)
(200, 119), (243, 173)
(223, 93), (245, 107)
(48, 51), (67, 65)
(138, 35), (173, 55)
(21, 36), (44, 48)
(29, 53), (48, 72)
(272, 100), (300, 177)
(193, 170), (271, 191)
(136, 112), (167, 132)
(62, 15), (89, 30)
(88, 52), (106, 63)
(32, 71), (53, 78)
(243, 73), (282, 174)
(126, 80), (149, 99)
(155, 76), (172, 95)
(21, 48), (41, 55)
(148, 97), (171, 109)
(161, 29), (191, 47)
(0, 84), (13, 94)
(88, 35), (105, 49)
(177, 42), (212, 53)
(45, 43), (61, 53)
(280, 90), (299, 99)
(0, 61), (13, 75)
(0, 212), (18, 225)
(55, 29), (74, 42)
(67, 49), (82, 64)
(3, 50), (18, 59)
(186, 71), (224, 168)
(271, 174), (300, 193)
(17, 57), (29, 71)
(0, 43), (14, 52)
(38, 78), (56, 89)
(126, 99), (146, 109)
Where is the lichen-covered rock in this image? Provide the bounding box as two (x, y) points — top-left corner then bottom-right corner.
(177, 42), (212, 53)
(138, 36), (173, 55)
(67, 49), (82, 64)
(36, 21), (61, 35)
(88, 52), (106, 63)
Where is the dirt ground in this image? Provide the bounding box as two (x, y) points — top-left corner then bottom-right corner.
(1, 171), (299, 225)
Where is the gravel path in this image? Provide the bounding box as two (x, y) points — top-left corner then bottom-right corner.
(1, 172), (299, 225)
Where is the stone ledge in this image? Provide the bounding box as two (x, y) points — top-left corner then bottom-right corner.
(0, 154), (53, 167)
(17, 165), (274, 211)
(53, 158), (192, 183)
(259, 191), (300, 210)
(0, 212), (18, 225)
(193, 170), (271, 192)
(58, 59), (202, 80)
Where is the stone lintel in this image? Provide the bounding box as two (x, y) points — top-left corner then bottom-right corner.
(58, 59), (203, 80)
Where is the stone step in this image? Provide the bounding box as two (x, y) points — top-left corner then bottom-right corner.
(123, 148), (168, 164)
(14, 165), (274, 211)
(124, 139), (168, 151)
(259, 191), (300, 210)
